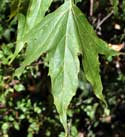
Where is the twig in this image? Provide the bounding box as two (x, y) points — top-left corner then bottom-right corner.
(90, 0), (94, 16)
(96, 10), (114, 29)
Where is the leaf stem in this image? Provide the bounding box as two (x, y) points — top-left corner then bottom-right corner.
(65, 0), (73, 3)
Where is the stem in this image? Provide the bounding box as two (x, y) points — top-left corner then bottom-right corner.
(64, 0), (74, 8)
(65, 0), (73, 3)
(96, 10), (113, 29)
(90, 0), (94, 16)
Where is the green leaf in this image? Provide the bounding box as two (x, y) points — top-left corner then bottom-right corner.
(10, 0), (53, 63)
(112, 0), (119, 15)
(14, 84), (25, 92)
(12, 0), (117, 135)
(25, 0), (53, 32)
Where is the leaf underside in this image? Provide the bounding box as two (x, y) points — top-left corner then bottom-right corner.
(12, 0), (117, 134)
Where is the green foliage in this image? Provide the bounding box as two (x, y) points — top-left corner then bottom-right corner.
(1, 0), (124, 137)
(112, 0), (119, 15)
(10, 0), (53, 62)
(9, 0), (117, 134)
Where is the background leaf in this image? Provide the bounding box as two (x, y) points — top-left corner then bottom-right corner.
(112, 0), (119, 15)
(9, 0), (29, 20)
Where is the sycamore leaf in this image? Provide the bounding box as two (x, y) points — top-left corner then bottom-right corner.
(12, 0), (117, 134)
(26, 0), (53, 30)
(10, 0), (53, 63)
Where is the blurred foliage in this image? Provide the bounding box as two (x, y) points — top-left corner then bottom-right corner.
(0, 0), (125, 137)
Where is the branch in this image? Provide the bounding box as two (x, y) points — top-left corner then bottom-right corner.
(96, 10), (113, 29)
(90, 0), (94, 16)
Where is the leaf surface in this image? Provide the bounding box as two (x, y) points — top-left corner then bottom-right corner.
(12, 0), (117, 134)
(10, 0), (53, 63)
(112, 0), (119, 15)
